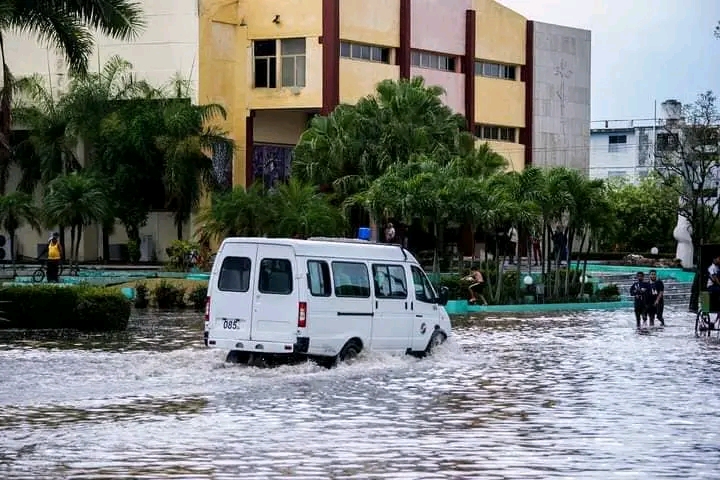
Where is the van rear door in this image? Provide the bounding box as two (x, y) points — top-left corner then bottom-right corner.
(209, 243), (257, 342)
(251, 244), (297, 344)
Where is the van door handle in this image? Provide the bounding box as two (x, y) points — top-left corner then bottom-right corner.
(411, 301), (414, 310)
(416, 314), (423, 318)
(375, 300), (378, 309)
(404, 302), (408, 310)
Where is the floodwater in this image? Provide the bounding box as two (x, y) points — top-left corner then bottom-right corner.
(0, 307), (718, 479)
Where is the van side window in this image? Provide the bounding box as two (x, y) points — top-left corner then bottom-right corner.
(218, 257), (252, 292)
(332, 262), (370, 298)
(258, 258), (293, 295)
(411, 266), (437, 303)
(307, 260), (331, 296)
(372, 264), (408, 299)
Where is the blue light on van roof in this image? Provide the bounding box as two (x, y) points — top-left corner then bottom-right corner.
(357, 227), (371, 241)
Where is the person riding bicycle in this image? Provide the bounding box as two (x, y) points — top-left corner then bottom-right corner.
(707, 256), (720, 317)
(630, 271), (652, 329)
(46, 232), (62, 283)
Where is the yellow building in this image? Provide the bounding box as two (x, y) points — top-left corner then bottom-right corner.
(199, 0), (592, 186)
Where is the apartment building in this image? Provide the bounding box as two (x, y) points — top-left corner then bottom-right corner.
(3, 0), (591, 261)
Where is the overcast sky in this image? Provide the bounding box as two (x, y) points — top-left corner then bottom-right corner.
(498, 0), (720, 121)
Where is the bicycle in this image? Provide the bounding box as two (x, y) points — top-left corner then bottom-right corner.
(32, 261), (80, 283)
(695, 291), (720, 337)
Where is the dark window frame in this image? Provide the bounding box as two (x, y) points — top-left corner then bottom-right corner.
(331, 261), (371, 298)
(253, 39), (278, 88)
(372, 264), (408, 299)
(411, 265), (437, 304)
(217, 256), (252, 293)
(258, 258), (293, 295)
(307, 260), (332, 297)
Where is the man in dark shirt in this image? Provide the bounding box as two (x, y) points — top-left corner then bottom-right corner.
(630, 271), (652, 329)
(647, 269), (665, 326)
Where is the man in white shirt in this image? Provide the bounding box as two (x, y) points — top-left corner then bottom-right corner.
(508, 226), (518, 264)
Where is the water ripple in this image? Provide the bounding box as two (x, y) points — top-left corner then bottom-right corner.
(0, 307), (719, 478)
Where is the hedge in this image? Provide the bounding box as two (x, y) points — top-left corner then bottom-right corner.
(0, 285), (131, 331)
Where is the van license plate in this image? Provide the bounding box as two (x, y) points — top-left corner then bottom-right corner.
(220, 318), (245, 330)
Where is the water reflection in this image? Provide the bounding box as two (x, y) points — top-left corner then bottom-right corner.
(0, 307), (718, 478)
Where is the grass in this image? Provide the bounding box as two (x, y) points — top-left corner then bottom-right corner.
(112, 278), (207, 291)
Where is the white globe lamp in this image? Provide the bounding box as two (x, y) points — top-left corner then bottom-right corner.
(523, 275), (534, 286)
(650, 247), (659, 255)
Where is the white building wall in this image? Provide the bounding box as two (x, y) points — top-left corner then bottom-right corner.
(3, 0), (199, 100)
(531, 22), (591, 173)
(589, 123), (658, 183)
(2, 0), (200, 262)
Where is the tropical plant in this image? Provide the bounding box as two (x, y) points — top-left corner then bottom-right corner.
(0, 191), (41, 272)
(294, 77), (476, 238)
(0, 0), (145, 194)
(155, 77), (231, 239)
(43, 171), (111, 266)
(267, 178), (346, 238)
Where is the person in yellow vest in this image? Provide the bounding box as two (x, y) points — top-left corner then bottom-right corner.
(46, 232), (62, 283)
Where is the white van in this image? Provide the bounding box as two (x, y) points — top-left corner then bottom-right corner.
(204, 237), (451, 367)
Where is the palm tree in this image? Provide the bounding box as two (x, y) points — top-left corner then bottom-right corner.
(0, 0), (145, 193)
(0, 191), (40, 274)
(12, 74), (80, 194)
(293, 77), (473, 239)
(195, 183), (269, 243)
(268, 178), (346, 238)
(155, 78), (232, 239)
(44, 171), (110, 266)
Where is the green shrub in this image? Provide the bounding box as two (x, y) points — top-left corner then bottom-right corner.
(188, 284), (208, 310)
(165, 240), (199, 272)
(0, 285), (131, 331)
(596, 284), (621, 301)
(151, 280), (185, 309)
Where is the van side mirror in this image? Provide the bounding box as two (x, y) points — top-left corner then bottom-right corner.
(437, 286), (449, 306)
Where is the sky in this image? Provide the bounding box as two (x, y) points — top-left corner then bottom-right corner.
(498, 0), (720, 122)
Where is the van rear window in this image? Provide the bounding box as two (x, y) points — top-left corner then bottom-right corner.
(218, 257), (251, 292)
(259, 258), (293, 295)
(332, 262), (370, 298)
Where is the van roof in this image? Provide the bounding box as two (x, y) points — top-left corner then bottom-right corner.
(219, 237), (418, 263)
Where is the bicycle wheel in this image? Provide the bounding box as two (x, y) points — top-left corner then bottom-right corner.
(32, 268), (45, 283)
(696, 311), (712, 336)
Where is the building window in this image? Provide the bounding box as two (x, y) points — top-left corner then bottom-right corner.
(281, 38), (306, 87)
(656, 133), (679, 152)
(608, 134), (627, 153)
(253, 40), (277, 88)
(475, 124), (516, 142)
(607, 170), (627, 178)
(475, 61), (516, 80)
(340, 41), (391, 63)
(411, 50), (456, 72)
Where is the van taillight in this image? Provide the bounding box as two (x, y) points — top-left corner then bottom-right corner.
(298, 302), (307, 328)
(204, 297), (210, 322)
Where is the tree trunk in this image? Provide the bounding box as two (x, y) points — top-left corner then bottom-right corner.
(75, 226), (82, 267)
(69, 226), (76, 267)
(563, 227), (575, 297)
(0, 32), (11, 196)
(59, 226), (66, 262)
(102, 226), (110, 263)
(177, 220), (183, 240)
(9, 229), (15, 277)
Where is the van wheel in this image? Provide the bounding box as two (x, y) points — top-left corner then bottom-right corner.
(225, 350), (249, 364)
(425, 330), (447, 355)
(338, 341), (361, 364)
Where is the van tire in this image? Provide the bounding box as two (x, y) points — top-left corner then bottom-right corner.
(425, 330), (447, 355)
(338, 340), (362, 364)
(225, 350), (249, 364)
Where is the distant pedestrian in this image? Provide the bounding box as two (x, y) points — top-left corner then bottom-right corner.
(531, 234), (542, 266)
(647, 269), (665, 326)
(385, 223), (396, 244)
(46, 232), (62, 283)
(507, 226), (518, 264)
(630, 271), (651, 328)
